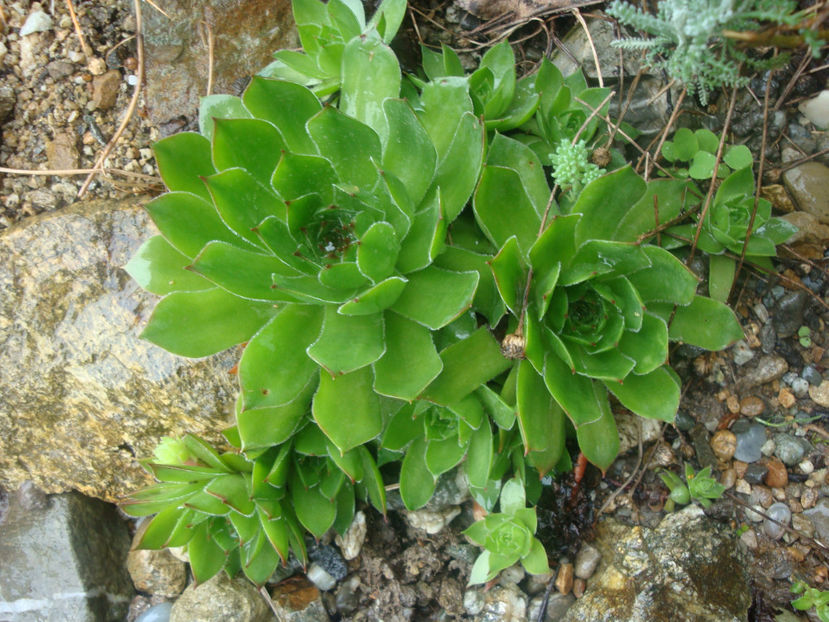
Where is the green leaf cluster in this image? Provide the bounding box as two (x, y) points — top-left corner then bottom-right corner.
(660, 464), (725, 511)
(661, 127), (752, 181)
(791, 580), (829, 622)
(464, 478), (550, 584)
(123, 0), (789, 587)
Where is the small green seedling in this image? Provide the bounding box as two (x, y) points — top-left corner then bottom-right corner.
(791, 580), (829, 622)
(661, 128), (753, 181)
(798, 326), (812, 348)
(463, 478), (550, 584)
(660, 464), (725, 511)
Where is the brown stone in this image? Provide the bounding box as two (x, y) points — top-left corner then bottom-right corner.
(809, 380), (829, 408)
(760, 184), (795, 213)
(710, 430), (737, 462)
(739, 396), (765, 417)
(572, 578), (586, 599)
(0, 197), (240, 501)
(777, 387), (796, 409)
(733, 461), (748, 479)
(764, 457), (788, 489)
(92, 69), (121, 110)
(270, 576), (328, 620)
(556, 563), (574, 595)
(784, 162), (829, 224)
(126, 548), (187, 597)
(726, 394), (740, 414)
(46, 132), (79, 170)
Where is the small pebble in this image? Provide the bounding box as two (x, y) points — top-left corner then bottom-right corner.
(88, 57), (107, 76)
(801, 487), (819, 510)
(135, 602), (172, 622)
(463, 589), (485, 616)
(733, 421), (766, 463)
(799, 460), (815, 475)
(306, 563), (337, 591)
(674, 411), (695, 432)
(791, 377), (810, 398)
(750, 485), (774, 508)
(720, 468), (736, 490)
(710, 430), (737, 462)
(732, 340), (755, 366)
(761, 439), (776, 457)
(745, 504), (765, 522)
(763, 502), (791, 540)
(774, 433), (809, 466)
(735, 478), (752, 495)
(792, 513), (816, 539)
(727, 394), (741, 414)
(574, 544), (601, 580)
(20, 10), (54, 36)
(809, 380), (829, 407)
(777, 388), (796, 409)
(744, 462), (769, 485)
(740, 396), (765, 417)
(764, 457), (788, 488)
(572, 578), (586, 599)
(740, 528), (758, 549)
(555, 563), (574, 595)
(752, 303), (770, 324)
(499, 564), (525, 586)
(802, 366), (823, 386)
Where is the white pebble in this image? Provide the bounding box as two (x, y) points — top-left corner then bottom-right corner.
(799, 460), (815, 475)
(68, 50), (85, 63)
(761, 439), (776, 457)
(798, 90), (829, 129)
(127, 74), (138, 86)
(20, 10), (54, 36)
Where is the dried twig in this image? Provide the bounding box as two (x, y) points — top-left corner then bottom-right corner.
(200, 19), (215, 97)
(66, 0), (93, 60)
(572, 8), (603, 88)
(0, 165), (159, 182)
(78, 0), (145, 198)
(143, 0), (170, 18)
(642, 88), (686, 181)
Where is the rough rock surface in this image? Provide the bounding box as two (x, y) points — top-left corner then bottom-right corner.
(0, 197), (240, 501)
(169, 572), (271, 622)
(561, 506), (751, 622)
(0, 486), (134, 621)
(144, 0), (298, 129)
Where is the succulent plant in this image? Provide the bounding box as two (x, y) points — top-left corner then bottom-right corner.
(464, 478), (549, 584)
(660, 463), (725, 510)
(476, 164), (744, 470)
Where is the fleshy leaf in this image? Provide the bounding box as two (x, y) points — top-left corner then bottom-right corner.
(627, 245), (697, 305)
(490, 236), (526, 315)
(313, 366), (382, 453)
(153, 132), (216, 201)
(432, 112), (485, 223)
(391, 266), (478, 330)
(358, 221), (400, 281)
(708, 254), (736, 303)
(198, 94), (252, 143)
(618, 312), (668, 375)
(212, 118), (286, 185)
(399, 437), (436, 510)
(465, 418), (493, 488)
(604, 366), (679, 421)
(474, 165), (541, 257)
(242, 77), (321, 153)
(516, 360), (556, 454)
(307, 307), (385, 374)
(573, 383), (619, 471)
(382, 99), (437, 206)
(125, 235), (212, 295)
(669, 295), (744, 350)
(240, 306), (323, 409)
(572, 166), (646, 247)
(188, 522), (226, 584)
(307, 106), (382, 189)
(373, 312), (443, 400)
(486, 133), (550, 216)
(141, 288), (277, 358)
(338, 277), (407, 315)
(290, 471), (336, 539)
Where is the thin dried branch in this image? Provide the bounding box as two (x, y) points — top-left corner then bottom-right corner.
(572, 8), (603, 88)
(0, 165), (159, 182)
(66, 0), (93, 60)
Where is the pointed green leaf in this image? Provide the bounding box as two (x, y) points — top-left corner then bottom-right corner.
(237, 388), (313, 451)
(141, 288), (277, 358)
(240, 306), (323, 409)
(417, 77), (474, 160)
(338, 276), (407, 315)
(395, 189), (445, 273)
(212, 118), (285, 185)
(560, 240), (650, 286)
(313, 366), (382, 453)
(373, 312), (443, 400)
(486, 133), (550, 216)
(529, 213), (579, 278)
(242, 77), (321, 153)
(425, 436), (466, 477)
(327, 443), (364, 482)
(307, 306), (385, 374)
(190, 242), (298, 302)
(188, 522), (226, 584)
(570, 345), (635, 382)
(153, 132), (216, 201)
(382, 99), (437, 206)
(612, 178), (691, 242)
(198, 94), (251, 143)
(333, 480), (356, 534)
(475, 385), (516, 430)
(516, 360), (557, 453)
(474, 165), (541, 257)
(521, 538), (551, 575)
(204, 474), (254, 515)
(574, 383), (619, 471)
(146, 192), (248, 259)
(491, 236), (526, 315)
(628, 245), (697, 305)
(604, 366), (679, 421)
(271, 153), (337, 203)
(421, 328), (512, 405)
(319, 262), (370, 290)
(307, 106), (382, 189)
(618, 311), (668, 375)
(572, 166), (646, 247)
(243, 533), (280, 586)
(465, 417), (493, 488)
(543, 353), (605, 427)
(341, 33), (400, 141)
(125, 235), (212, 295)
(290, 472), (336, 539)
(357, 446), (386, 514)
(669, 295), (744, 350)
(400, 437), (436, 510)
(391, 266), (478, 330)
(203, 168), (286, 248)
(357, 221), (400, 281)
(708, 254), (736, 303)
(136, 506), (187, 549)
(432, 112), (485, 222)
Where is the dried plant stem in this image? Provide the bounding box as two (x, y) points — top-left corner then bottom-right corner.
(66, 0), (93, 60)
(201, 19), (215, 96)
(642, 87), (686, 181)
(572, 8), (603, 88)
(0, 165), (158, 182)
(78, 0), (145, 198)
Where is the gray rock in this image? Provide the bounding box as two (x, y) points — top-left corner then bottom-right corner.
(170, 573), (270, 622)
(20, 10), (54, 36)
(0, 487), (134, 621)
(743, 463), (769, 485)
(561, 506), (751, 622)
(136, 602), (173, 622)
(0, 85), (15, 122)
(0, 198), (241, 502)
(464, 589), (485, 616)
(46, 60), (75, 79)
(804, 498), (829, 543)
(790, 377), (810, 398)
(574, 543), (602, 579)
(738, 355), (788, 390)
(528, 593), (576, 622)
(405, 505), (461, 535)
(784, 162), (829, 225)
(802, 365), (823, 386)
(732, 421), (767, 463)
(334, 511), (366, 561)
(126, 547), (187, 598)
(308, 544), (347, 582)
(731, 340), (755, 366)
(306, 563), (337, 592)
(763, 502), (791, 540)
(334, 575), (361, 616)
(773, 433), (810, 466)
(674, 411), (695, 432)
(771, 291), (807, 338)
(475, 584), (527, 622)
(551, 18), (642, 80)
(143, 0), (298, 128)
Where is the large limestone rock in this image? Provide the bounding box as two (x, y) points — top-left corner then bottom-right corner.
(562, 505), (751, 622)
(0, 197), (240, 501)
(0, 484), (134, 621)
